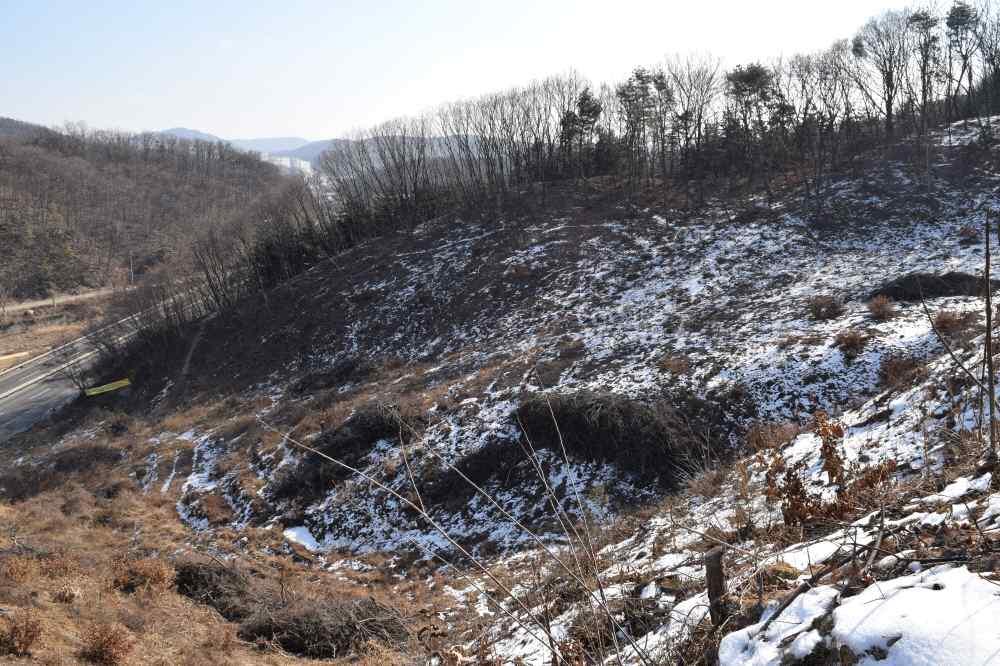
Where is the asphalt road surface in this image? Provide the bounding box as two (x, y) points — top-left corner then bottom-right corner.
(0, 317), (133, 443)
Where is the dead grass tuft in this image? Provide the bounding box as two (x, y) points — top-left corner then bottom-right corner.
(879, 354), (927, 389)
(867, 295), (897, 321)
(685, 466), (727, 498)
(746, 421), (801, 451)
(111, 557), (175, 594)
(808, 295), (845, 320)
(933, 308), (977, 337)
(79, 622), (135, 665)
(834, 329), (868, 360)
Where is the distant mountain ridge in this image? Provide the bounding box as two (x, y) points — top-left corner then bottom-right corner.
(270, 139), (349, 164)
(230, 137), (311, 154)
(160, 128), (316, 157)
(160, 127), (225, 143)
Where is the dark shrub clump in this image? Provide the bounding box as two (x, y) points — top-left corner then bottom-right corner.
(870, 271), (1000, 302)
(238, 598), (408, 659)
(269, 403), (421, 505)
(176, 560), (407, 658)
(174, 560), (254, 621)
(513, 391), (722, 488)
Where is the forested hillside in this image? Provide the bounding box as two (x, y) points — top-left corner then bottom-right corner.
(0, 120), (284, 301)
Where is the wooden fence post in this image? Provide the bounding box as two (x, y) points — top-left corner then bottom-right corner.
(705, 545), (728, 627)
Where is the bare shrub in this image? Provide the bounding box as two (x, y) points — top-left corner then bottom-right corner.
(111, 557), (175, 594)
(808, 295), (844, 320)
(933, 309), (976, 337)
(746, 421), (801, 451)
(0, 609), (42, 656)
(834, 329), (868, 360)
(879, 354), (926, 389)
(867, 295), (897, 321)
(80, 623), (135, 665)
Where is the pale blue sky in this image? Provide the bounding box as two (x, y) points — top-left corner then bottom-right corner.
(2, 0), (905, 139)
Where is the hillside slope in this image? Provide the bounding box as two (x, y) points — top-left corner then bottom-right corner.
(0, 125), (283, 299)
(5, 118), (1000, 663)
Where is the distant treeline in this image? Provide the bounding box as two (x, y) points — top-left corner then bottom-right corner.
(315, 1), (1000, 226)
(0, 120), (282, 301)
(201, 1), (1000, 310)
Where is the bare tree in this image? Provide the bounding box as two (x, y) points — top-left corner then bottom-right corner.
(946, 1), (981, 119)
(853, 9), (913, 137)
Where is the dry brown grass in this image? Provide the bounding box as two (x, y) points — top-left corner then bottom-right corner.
(0, 555), (40, 583)
(879, 354), (926, 389)
(808, 295), (845, 320)
(685, 466), (727, 498)
(933, 308), (977, 337)
(834, 329), (868, 360)
(867, 295), (897, 321)
(111, 557), (175, 594)
(0, 609), (43, 657)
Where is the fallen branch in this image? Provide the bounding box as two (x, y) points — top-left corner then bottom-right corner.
(758, 542), (875, 635)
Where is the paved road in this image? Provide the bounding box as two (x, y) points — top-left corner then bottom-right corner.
(0, 316), (136, 443)
(0, 285), (212, 443)
(3, 287), (123, 315)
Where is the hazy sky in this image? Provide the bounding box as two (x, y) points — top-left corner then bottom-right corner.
(3, 0), (906, 140)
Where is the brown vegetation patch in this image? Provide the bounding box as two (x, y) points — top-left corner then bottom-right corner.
(747, 421), (802, 451)
(808, 295), (845, 321)
(657, 353), (691, 375)
(933, 308), (977, 337)
(867, 295), (897, 321)
(0, 609), (42, 657)
(79, 622), (135, 665)
(239, 598), (408, 659)
(879, 354), (927, 389)
(111, 557), (175, 594)
(834, 329), (868, 360)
